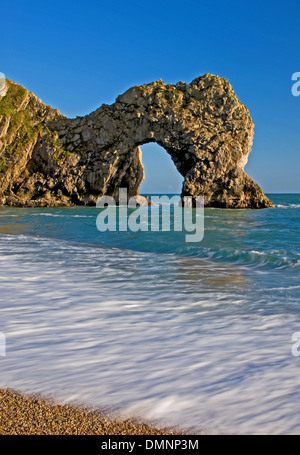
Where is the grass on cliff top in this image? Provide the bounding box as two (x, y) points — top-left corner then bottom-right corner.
(0, 80), (40, 176)
(0, 80), (28, 117)
(0, 156), (8, 173)
(0, 79), (38, 147)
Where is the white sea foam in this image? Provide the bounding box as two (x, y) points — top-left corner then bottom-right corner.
(0, 233), (300, 434)
(275, 204), (300, 209)
(31, 213), (95, 218)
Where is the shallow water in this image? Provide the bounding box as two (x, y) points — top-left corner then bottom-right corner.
(0, 194), (299, 434)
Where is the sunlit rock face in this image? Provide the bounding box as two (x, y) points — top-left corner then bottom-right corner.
(0, 75), (272, 208)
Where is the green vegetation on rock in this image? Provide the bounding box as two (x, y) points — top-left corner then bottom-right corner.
(0, 80), (28, 117)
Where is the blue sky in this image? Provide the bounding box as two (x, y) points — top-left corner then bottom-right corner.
(2, 0), (300, 193)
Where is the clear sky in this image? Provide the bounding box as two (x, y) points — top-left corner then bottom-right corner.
(2, 0), (300, 193)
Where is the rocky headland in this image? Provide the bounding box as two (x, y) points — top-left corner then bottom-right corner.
(0, 75), (272, 208)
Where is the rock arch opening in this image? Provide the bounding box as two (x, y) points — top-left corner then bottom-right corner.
(138, 142), (184, 195)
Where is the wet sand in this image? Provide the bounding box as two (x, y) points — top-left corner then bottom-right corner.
(0, 388), (181, 435)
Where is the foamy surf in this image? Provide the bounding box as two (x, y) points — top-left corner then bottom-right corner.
(0, 194), (299, 434)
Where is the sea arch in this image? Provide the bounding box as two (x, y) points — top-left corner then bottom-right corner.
(50, 74), (272, 208)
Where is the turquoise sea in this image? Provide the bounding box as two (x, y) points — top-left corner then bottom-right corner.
(0, 194), (299, 434)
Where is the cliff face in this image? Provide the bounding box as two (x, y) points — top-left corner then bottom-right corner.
(0, 80), (82, 206)
(0, 75), (272, 208)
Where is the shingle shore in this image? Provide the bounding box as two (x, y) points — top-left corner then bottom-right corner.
(0, 388), (181, 435)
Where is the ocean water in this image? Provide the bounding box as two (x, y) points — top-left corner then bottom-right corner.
(0, 194), (299, 434)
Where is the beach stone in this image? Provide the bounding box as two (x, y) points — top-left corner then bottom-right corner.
(0, 75), (272, 208)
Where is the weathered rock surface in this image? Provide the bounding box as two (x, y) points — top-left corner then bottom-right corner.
(0, 75), (272, 208)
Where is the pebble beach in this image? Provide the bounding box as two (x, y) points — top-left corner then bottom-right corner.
(0, 389), (180, 435)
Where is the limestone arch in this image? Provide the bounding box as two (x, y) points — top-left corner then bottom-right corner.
(51, 74), (272, 208)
